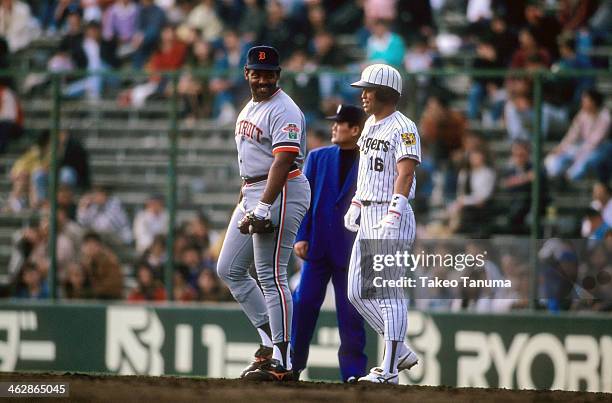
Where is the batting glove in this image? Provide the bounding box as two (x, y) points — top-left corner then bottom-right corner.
(373, 194), (408, 239)
(344, 198), (361, 232)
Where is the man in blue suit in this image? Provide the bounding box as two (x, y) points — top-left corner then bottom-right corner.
(292, 105), (367, 382)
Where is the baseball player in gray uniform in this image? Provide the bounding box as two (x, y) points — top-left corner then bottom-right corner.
(344, 64), (420, 384)
(216, 46), (311, 382)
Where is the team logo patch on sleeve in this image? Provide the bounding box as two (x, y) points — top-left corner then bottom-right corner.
(401, 132), (416, 146)
(282, 123), (300, 140)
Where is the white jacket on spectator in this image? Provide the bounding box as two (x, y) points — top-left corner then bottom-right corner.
(77, 196), (133, 244)
(133, 209), (168, 253)
(456, 166), (496, 206)
(0, 1), (40, 52)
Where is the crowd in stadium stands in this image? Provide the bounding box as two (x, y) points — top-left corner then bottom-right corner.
(1, 0), (611, 310)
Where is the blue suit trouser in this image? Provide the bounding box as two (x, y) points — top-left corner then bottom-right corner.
(291, 258), (367, 381)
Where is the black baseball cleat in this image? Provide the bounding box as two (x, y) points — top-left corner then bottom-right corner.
(240, 345), (273, 378)
(242, 359), (297, 382)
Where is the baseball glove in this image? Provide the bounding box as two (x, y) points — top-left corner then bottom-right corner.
(238, 211), (275, 234)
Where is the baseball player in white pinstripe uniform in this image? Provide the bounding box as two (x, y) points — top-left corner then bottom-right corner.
(344, 64), (421, 384)
(216, 46), (311, 382)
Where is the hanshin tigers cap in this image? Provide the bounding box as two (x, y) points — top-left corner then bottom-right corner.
(246, 46), (281, 71)
(351, 64), (402, 95)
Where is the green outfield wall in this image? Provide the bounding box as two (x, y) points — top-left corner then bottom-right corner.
(0, 303), (609, 392)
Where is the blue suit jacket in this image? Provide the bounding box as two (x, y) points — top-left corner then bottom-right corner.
(295, 145), (359, 268)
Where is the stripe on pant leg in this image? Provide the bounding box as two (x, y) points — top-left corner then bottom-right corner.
(272, 184), (289, 342)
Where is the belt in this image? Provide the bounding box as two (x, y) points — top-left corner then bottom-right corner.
(243, 164), (300, 185)
(361, 200), (388, 207)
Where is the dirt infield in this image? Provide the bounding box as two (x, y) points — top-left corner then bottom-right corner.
(0, 372), (609, 403)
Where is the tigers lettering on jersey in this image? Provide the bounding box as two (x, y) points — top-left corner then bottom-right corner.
(355, 111), (421, 202)
(361, 138), (390, 154)
(237, 120), (264, 143)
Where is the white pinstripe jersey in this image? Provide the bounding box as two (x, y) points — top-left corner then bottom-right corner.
(355, 111), (421, 202)
(235, 89), (306, 178)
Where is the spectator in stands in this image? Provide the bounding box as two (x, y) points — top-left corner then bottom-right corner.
(523, 1), (561, 60)
(544, 89), (611, 182)
(0, 0), (40, 52)
(140, 234), (167, 278)
(538, 238), (578, 311)
(575, 243), (612, 311)
(419, 89), (466, 165)
(14, 262), (49, 299)
(591, 182), (612, 228)
(7, 130), (50, 210)
(467, 37), (506, 122)
(178, 0), (222, 44)
(510, 27), (551, 68)
(127, 262), (167, 302)
(185, 212), (219, 258)
(58, 130), (91, 191)
(292, 4), (327, 51)
(8, 208), (81, 277)
(57, 184), (77, 219)
(306, 127), (328, 151)
(582, 208), (610, 246)
(196, 267), (228, 302)
(81, 231), (124, 299)
(179, 243), (203, 289)
(0, 83), (23, 153)
(28, 208), (82, 273)
(505, 54), (569, 141)
(120, 24), (187, 108)
(238, 0), (265, 43)
(588, 0), (612, 44)
(51, 0), (80, 32)
(365, 19), (405, 68)
(500, 140), (548, 234)
(557, 0), (598, 34)
(363, 0), (396, 27)
(172, 266), (196, 302)
(63, 261), (89, 299)
(63, 20), (119, 100)
(257, 0), (292, 56)
(208, 29), (248, 123)
(49, 9), (85, 72)
(102, 0), (139, 61)
(133, 194), (168, 253)
(284, 50), (320, 122)
(448, 147), (496, 236)
(132, 0), (166, 69)
(178, 38), (215, 121)
(548, 34), (593, 109)
(77, 184), (133, 245)
(403, 34), (438, 113)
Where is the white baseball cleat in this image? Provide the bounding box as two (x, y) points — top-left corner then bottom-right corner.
(397, 351), (419, 372)
(357, 367), (399, 384)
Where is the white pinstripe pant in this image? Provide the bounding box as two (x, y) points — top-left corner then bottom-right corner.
(347, 202), (415, 341)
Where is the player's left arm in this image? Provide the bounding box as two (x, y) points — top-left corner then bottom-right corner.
(393, 158), (418, 197)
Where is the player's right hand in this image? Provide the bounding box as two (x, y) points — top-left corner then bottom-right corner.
(344, 199), (361, 232)
(294, 241), (309, 259)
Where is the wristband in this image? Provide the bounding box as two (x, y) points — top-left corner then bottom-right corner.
(389, 193), (408, 216)
(253, 201), (271, 219)
(351, 197), (362, 208)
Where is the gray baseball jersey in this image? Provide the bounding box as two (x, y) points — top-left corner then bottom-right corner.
(355, 111), (421, 202)
(235, 89), (306, 178)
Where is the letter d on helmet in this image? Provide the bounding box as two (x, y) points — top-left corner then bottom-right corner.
(351, 64), (402, 95)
